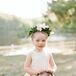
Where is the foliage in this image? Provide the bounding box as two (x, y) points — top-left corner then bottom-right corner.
(43, 0), (76, 34)
(0, 14), (31, 45)
(17, 24), (30, 38)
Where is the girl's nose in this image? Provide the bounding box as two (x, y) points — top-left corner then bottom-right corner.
(39, 42), (43, 45)
(39, 41), (43, 44)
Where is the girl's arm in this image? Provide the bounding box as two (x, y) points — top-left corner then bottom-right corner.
(47, 54), (57, 73)
(24, 54), (43, 75)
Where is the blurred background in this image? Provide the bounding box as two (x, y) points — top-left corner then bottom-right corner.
(0, 0), (76, 76)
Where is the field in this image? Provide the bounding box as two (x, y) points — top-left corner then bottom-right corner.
(0, 52), (76, 76)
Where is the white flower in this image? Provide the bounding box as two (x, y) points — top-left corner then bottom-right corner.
(36, 23), (49, 31)
(36, 24), (43, 31)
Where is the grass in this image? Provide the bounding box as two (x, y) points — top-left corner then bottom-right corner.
(53, 53), (76, 76)
(0, 55), (25, 76)
(0, 52), (76, 76)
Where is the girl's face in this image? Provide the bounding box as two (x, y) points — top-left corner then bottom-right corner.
(32, 32), (48, 50)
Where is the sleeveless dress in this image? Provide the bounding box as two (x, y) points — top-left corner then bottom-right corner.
(24, 50), (53, 76)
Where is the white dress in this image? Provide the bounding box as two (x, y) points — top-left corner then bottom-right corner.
(24, 49), (53, 76)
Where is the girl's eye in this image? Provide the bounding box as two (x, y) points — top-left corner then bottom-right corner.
(36, 39), (46, 42)
(42, 40), (45, 42)
(36, 40), (40, 42)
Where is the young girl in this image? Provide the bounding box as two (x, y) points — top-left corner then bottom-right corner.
(24, 23), (57, 76)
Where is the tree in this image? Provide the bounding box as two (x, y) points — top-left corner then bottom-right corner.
(43, 0), (76, 34)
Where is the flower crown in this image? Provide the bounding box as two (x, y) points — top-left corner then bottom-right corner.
(29, 23), (51, 36)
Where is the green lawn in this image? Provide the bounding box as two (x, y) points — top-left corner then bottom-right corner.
(0, 53), (76, 76)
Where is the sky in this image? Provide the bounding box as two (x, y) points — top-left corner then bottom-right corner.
(0, 0), (51, 19)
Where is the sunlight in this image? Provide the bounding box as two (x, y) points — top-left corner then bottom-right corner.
(0, 0), (51, 19)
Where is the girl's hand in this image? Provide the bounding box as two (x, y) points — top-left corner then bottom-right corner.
(39, 70), (46, 74)
(38, 69), (53, 74)
(45, 69), (53, 74)
(36, 70), (46, 75)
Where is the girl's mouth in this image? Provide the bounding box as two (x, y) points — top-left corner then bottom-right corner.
(38, 46), (43, 48)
